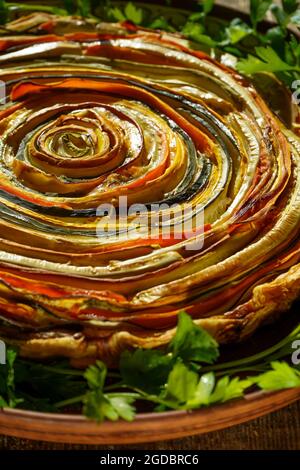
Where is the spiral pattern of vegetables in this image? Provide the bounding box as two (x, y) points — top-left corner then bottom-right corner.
(0, 14), (299, 365)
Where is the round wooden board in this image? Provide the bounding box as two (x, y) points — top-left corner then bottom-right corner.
(0, 388), (299, 444)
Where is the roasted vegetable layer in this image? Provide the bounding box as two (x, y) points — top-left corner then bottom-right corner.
(0, 15), (299, 362)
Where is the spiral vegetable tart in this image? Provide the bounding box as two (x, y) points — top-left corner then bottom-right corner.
(0, 14), (299, 365)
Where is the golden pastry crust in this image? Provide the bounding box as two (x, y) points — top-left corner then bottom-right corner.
(1, 263), (299, 366)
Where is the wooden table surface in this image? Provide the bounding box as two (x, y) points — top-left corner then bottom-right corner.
(1, 0), (299, 451)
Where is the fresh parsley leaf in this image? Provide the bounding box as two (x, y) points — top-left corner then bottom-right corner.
(5, 349), (16, 389)
(108, 396), (136, 421)
(149, 17), (176, 32)
(162, 360), (198, 405)
(263, 26), (286, 56)
(1, 2), (67, 16)
(187, 373), (251, 408)
(184, 0), (214, 32)
(250, 361), (300, 390)
(108, 2), (143, 25)
(14, 360), (86, 403)
(83, 361), (136, 422)
(223, 18), (253, 45)
(187, 0), (214, 23)
(188, 12), (205, 23)
(120, 313), (219, 399)
(271, 4), (290, 30)
(0, 348), (22, 408)
(162, 364), (251, 409)
(182, 21), (217, 47)
(186, 371), (216, 407)
(120, 349), (172, 394)
(209, 376), (252, 403)
(169, 311), (219, 365)
(124, 2), (143, 25)
(84, 360), (107, 390)
(0, 396), (7, 407)
(201, 0), (215, 15)
(289, 35), (300, 60)
(237, 46), (300, 74)
(109, 7), (126, 22)
(83, 390), (116, 422)
(77, 0), (92, 18)
(271, 1), (300, 31)
(2, 319), (300, 421)
(0, 0), (8, 25)
(250, 0), (273, 28)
